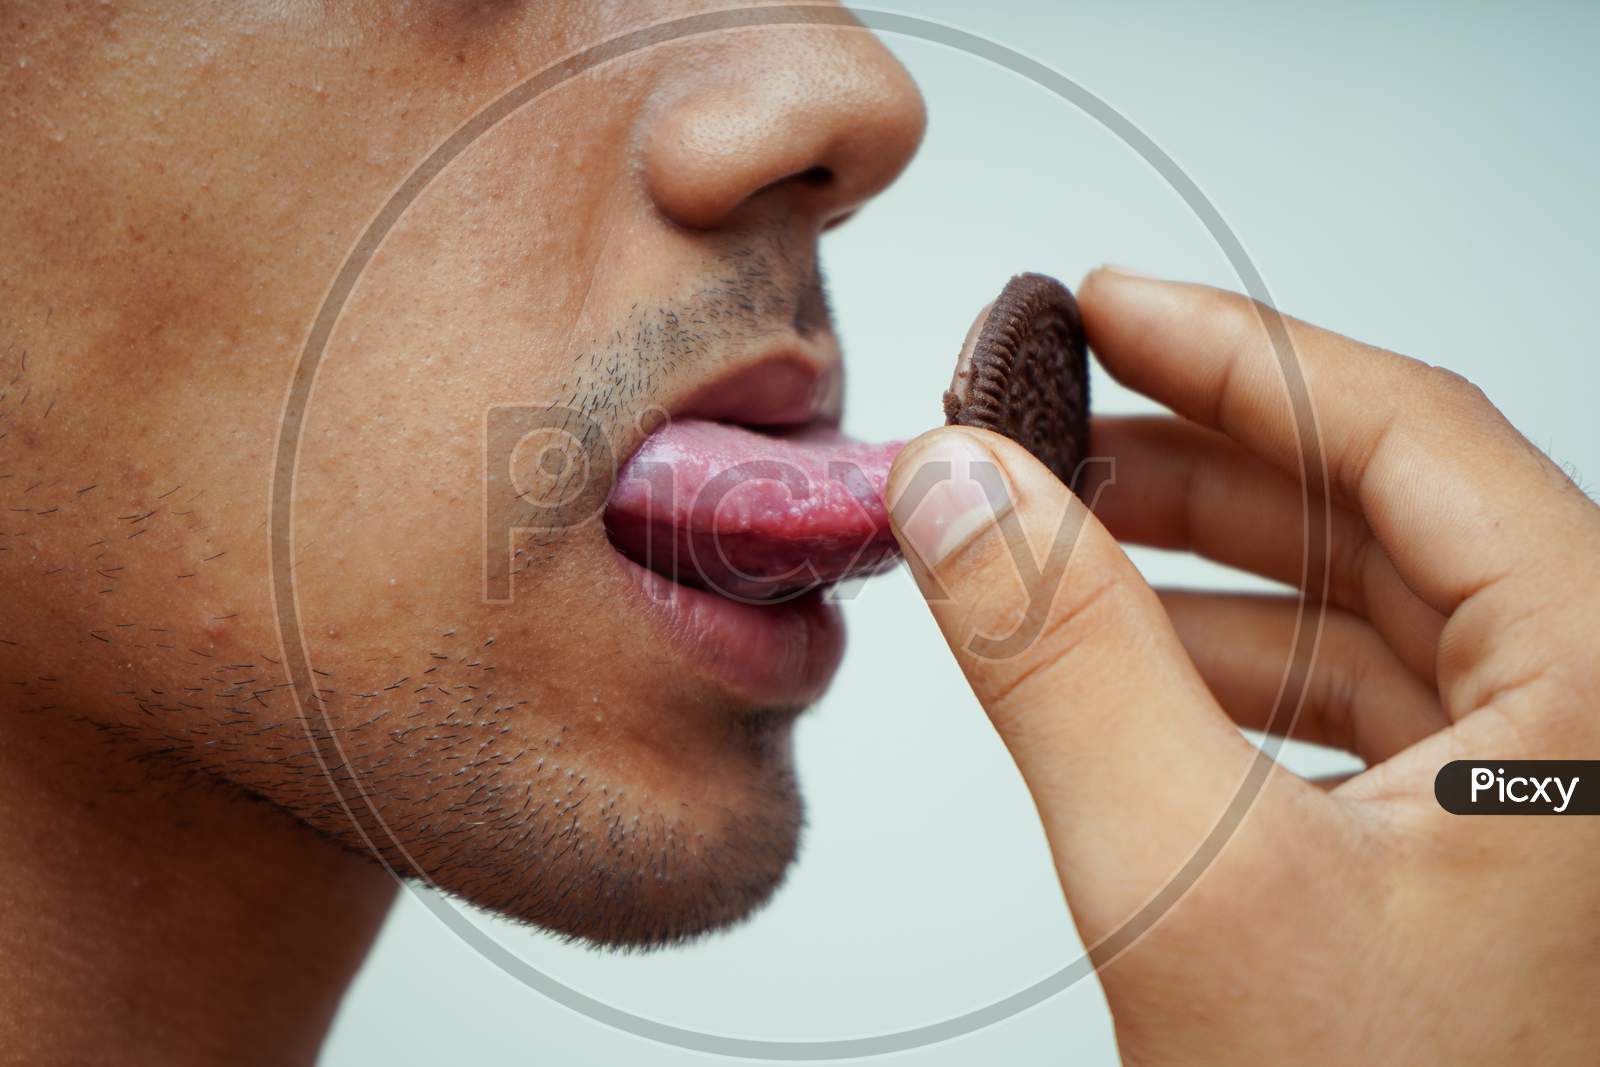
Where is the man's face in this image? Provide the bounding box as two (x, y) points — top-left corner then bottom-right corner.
(0, 2), (923, 945)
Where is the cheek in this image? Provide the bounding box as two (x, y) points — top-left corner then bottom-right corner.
(286, 244), (580, 690)
(0, 351), (285, 728)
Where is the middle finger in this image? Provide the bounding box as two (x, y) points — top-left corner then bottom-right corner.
(1091, 414), (1445, 682)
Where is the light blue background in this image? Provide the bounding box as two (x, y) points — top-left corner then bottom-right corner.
(323, 2), (1600, 1063)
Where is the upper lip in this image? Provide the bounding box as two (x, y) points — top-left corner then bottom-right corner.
(614, 341), (844, 470)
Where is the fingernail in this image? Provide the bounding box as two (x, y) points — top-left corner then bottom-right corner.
(1100, 263), (1154, 279)
(889, 432), (1013, 568)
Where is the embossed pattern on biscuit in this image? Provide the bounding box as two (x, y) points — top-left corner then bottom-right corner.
(942, 273), (1089, 488)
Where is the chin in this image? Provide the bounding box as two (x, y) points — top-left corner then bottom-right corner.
(507, 794), (805, 952)
(364, 699), (808, 951)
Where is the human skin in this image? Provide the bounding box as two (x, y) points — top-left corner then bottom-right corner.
(0, 2), (924, 1063)
(8, 4), (1591, 1065)
(887, 268), (1600, 1064)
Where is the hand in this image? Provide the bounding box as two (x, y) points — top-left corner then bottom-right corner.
(885, 267), (1600, 1064)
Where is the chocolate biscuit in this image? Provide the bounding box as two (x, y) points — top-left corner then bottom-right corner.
(943, 272), (1090, 487)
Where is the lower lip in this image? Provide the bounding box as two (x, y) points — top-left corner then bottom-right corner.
(611, 550), (847, 707)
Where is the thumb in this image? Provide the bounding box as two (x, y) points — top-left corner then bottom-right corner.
(886, 425), (1265, 941)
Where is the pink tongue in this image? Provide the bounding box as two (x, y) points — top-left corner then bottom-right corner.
(604, 419), (904, 601)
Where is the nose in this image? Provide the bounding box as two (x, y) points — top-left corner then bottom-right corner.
(642, 16), (927, 232)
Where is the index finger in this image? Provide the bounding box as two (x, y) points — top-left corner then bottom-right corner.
(1077, 267), (1600, 621)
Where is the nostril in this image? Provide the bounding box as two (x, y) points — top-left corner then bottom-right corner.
(717, 165), (839, 230)
(795, 166), (833, 188)
(753, 165), (833, 201)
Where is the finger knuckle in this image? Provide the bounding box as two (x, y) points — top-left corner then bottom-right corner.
(1203, 291), (1279, 433)
(974, 568), (1129, 737)
(1201, 284), (1263, 329)
(1418, 362), (1495, 415)
(1315, 641), (1368, 753)
(1328, 521), (1377, 616)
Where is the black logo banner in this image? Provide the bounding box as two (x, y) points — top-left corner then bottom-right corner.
(1435, 761), (1600, 815)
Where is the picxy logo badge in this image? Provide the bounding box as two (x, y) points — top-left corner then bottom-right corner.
(1435, 761), (1600, 815)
